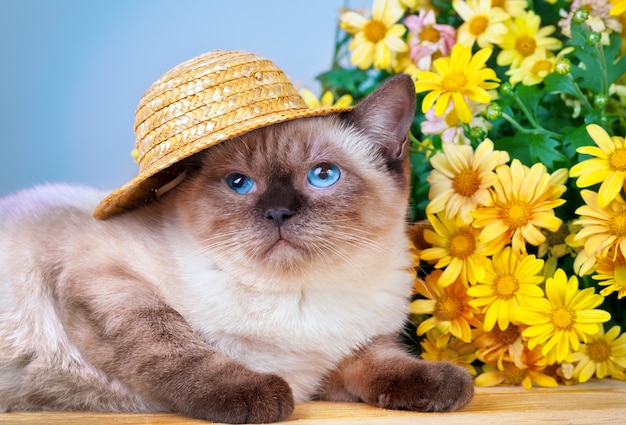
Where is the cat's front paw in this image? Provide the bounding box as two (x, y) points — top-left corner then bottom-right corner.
(366, 360), (474, 412)
(184, 371), (294, 424)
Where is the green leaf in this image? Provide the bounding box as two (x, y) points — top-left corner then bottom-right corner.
(516, 84), (543, 116)
(571, 48), (603, 92)
(494, 134), (532, 165)
(606, 33), (626, 86)
(569, 29), (626, 93)
(607, 54), (626, 86)
(544, 73), (579, 97)
(562, 124), (595, 158)
(528, 134), (567, 169)
(316, 68), (369, 95)
(569, 21), (589, 48)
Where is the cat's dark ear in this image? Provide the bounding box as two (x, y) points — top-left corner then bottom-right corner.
(345, 74), (416, 164)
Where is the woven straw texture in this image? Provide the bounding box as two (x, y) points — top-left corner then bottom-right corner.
(94, 50), (351, 219)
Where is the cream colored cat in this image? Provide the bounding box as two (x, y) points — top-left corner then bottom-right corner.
(0, 71), (473, 423)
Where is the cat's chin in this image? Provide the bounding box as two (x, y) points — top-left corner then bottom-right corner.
(265, 238), (303, 260)
(271, 239), (295, 250)
(263, 237), (306, 266)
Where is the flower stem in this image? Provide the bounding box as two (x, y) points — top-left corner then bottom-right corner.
(567, 74), (595, 112)
(408, 132), (436, 155)
(511, 96), (564, 140)
(596, 41), (609, 96)
(501, 112), (563, 140)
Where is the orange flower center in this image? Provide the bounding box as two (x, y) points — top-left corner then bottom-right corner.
(420, 25), (441, 42)
(491, 0), (504, 6)
(502, 363), (528, 385)
(609, 211), (626, 237)
(609, 147), (626, 171)
(435, 294), (464, 321)
(441, 72), (469, 93)
(515, 35), (537, 57)
(494, 325), (521, 346)
(448, 227), (477, 259)
(364, 20), (387, 43)
(453, 168), (481, 197)
(469, 15), (489, 36)
(531, 59), (553, 76)
(551, 307), (575, 330)
(495, 275), (519, 299)
(504, 199), (532, 229)
(587, 339), (611, 362)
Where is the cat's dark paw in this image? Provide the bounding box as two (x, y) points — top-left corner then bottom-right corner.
(184, 371), (294, 424)
(365, 360), (474, 412)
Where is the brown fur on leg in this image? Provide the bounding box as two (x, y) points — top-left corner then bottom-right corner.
(319, 335), (474, 412)
(58, 277), (294, 424)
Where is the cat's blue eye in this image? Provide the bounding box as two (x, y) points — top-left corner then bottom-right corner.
(307, 163), (341, 189)
(226, 173), (256, 194)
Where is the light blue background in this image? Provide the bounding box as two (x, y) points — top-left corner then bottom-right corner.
(0, 0), (366, 196)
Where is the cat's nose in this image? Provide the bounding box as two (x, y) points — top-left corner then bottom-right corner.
(265, 207), (294, 228)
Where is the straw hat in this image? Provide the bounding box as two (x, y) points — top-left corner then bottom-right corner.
(93, 50), (352, 219)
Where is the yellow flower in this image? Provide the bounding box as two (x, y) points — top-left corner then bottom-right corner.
(398, 0), (421, 11)
(394, 51), (420, 81)
(573, 189), (626, 272)
(299, 88), (353, 108)
(505, 49), (555, 86)
(472, 160), (567, 255)
(468, 247), (545, 331)
(453, 0), (509, 48)
(491, 0), (528, 17)
(414, 44), (500, 123)
(507, 46), (574, 86)
(420, 329), (478, 375)
(570, 124), (626, 208)
(426, 139), (510, 223)
(611, 0), (626, 16)
(411, 270), (479, 342)
(515, 269), (611, 363)
(475, 347), (558, 389)
(592, 249), (626, 298)
(416, 0), (436, 10)
(567, 325), (626, 382)
(400, 0), (437, 12)
(496, 10), (563, 69)
(473, 323), (526, 369)
(420, 213), (492, 286)
(340, 0), (408, 70)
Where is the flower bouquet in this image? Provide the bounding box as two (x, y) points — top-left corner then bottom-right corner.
(301, 0), (626, 388)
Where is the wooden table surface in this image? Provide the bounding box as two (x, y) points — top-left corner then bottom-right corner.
(1, 379), (624, 424)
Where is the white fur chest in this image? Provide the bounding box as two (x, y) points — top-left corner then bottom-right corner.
(158, 229), (413, 401)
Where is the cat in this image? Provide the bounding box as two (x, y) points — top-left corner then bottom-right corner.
(0, 75), (474, 423)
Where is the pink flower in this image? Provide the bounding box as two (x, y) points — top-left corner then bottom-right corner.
(558, 0), (622, 39)
(405, 9), (456, 70)
(421, 101), (490, 145)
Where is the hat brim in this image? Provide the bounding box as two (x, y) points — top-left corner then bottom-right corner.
(93, 105), (351, 219)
